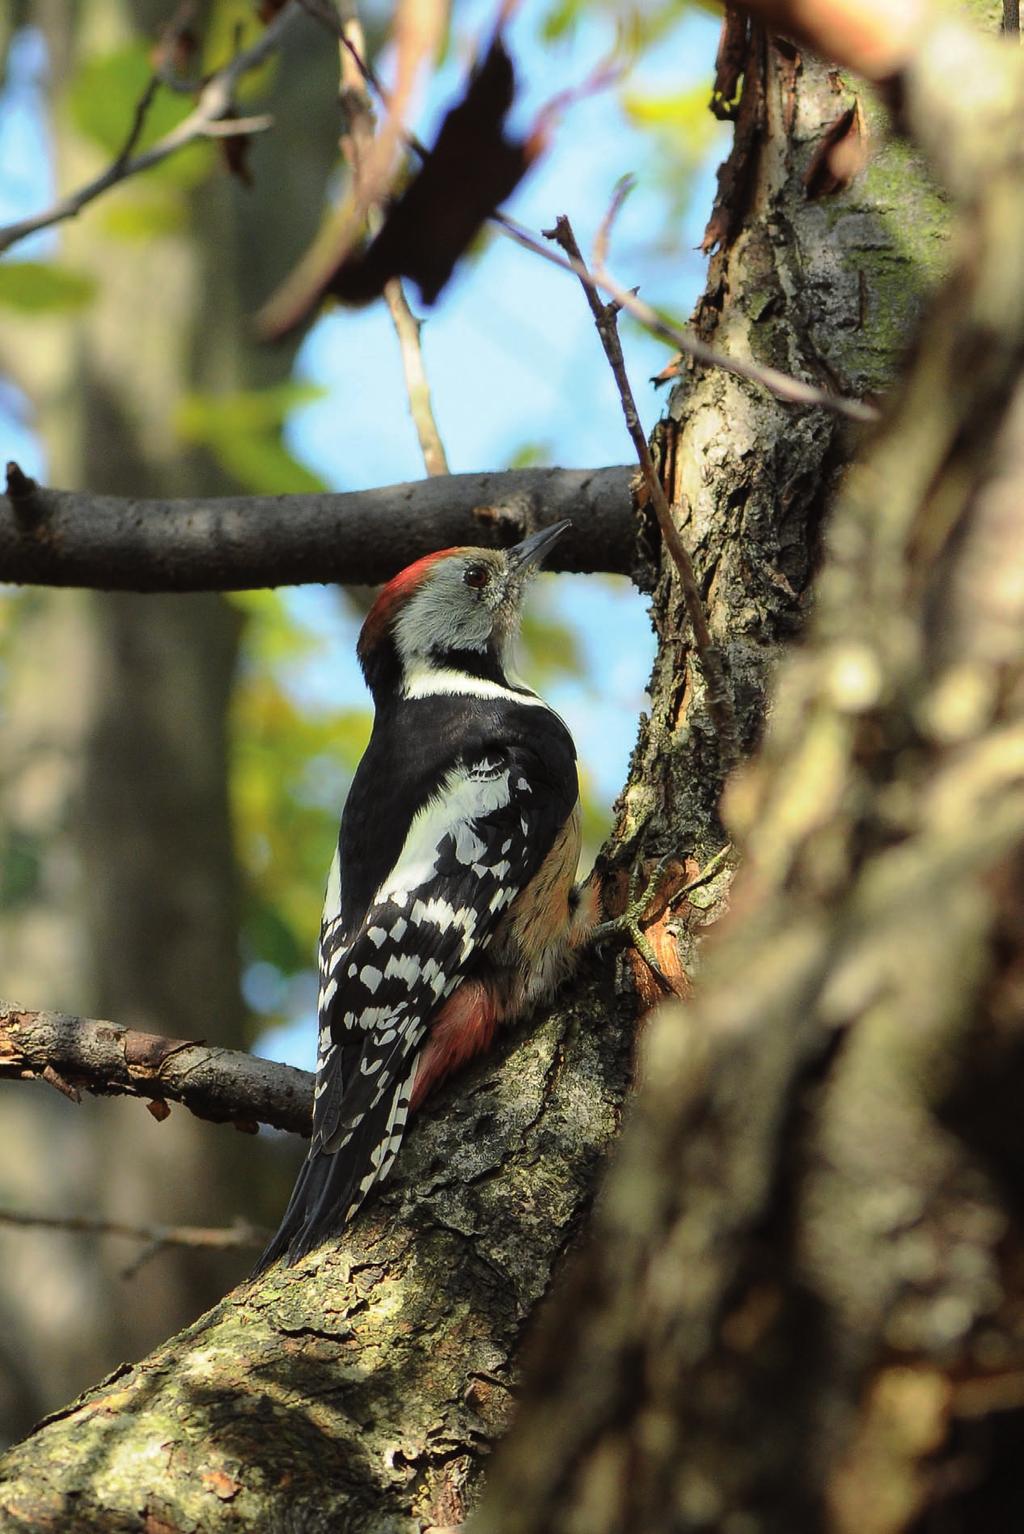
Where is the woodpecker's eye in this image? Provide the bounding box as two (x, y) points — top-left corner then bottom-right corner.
(464, 564), (490, 590)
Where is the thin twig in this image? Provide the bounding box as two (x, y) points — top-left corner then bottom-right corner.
(112, 77), (161, 172)
(0, 1209), (268, 1279)
(0, 4), (298, 257)
(502, 211), (878, 424)
(336, 0), (449, 476)
(303, 25), (878, 425)
(548, 213), (740, 770)
(593, 172), (636, 276)
(384, 282), (450, 474)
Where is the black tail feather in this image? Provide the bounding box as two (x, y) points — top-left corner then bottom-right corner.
(251, 1076), (413, 1275)
(252, 1147), (357, 1275)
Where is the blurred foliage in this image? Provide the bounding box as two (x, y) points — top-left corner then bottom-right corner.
(0, 260), (95, 310)
(622, 81), (723, 233)
(541, 0), (716, 48)
(67, 45), (212, 188)
(175, 384), (329, 494)
(229, 589), (371, 1001)
(537, 0), (728, 252)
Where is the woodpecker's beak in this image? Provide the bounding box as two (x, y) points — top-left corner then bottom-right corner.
(506, 520), (572, 574)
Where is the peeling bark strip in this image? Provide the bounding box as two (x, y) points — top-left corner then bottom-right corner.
(0, 466), (639, 592)
(0, 1007), (313, 1135)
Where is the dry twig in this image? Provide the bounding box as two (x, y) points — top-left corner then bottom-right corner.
(548, 212), (740, 769)
(336, 1), (450, 476)
(0, 1209), (268, 1280)
(0, 1005), (314, 1136)
(501, 211), (877, 424)
(0, 5), (296, 257)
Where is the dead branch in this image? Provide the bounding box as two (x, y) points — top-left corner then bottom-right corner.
(337, 2), (450, 477)
(548, 211), (739, 770)
(0, 4), (299, 258)
(0, 464), (638, 591)
(285, 17), (879, 425)
(0, 1005), (313, 1136)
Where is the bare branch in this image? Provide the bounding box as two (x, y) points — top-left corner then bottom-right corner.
(0, 1210), (268, 1280)
(0, 464), (638, 591)
(384, 280), (450, 475)
(287, 23), (878, 426)
(336, 3), (450, 476)
(0, 4), (300, 258)
(497, 211), (879, 424)
(0, 1005), (314, 1136)
(548, 214), (739, 769)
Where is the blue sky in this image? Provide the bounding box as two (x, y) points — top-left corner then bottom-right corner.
(0, 2), (726, 1069)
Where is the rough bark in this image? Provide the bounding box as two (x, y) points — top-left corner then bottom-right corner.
(474, 17), (1024, 1534)
(0, 1007), (314, 1137)
(0, 466), (640, 591)
(0, 18), (936, 1530)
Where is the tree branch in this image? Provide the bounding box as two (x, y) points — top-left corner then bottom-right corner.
(0, 1210), (268, 1280)
(335, 1), (451, 478)
(548, 210), (740, 771)
(0, 4), (298, 257)
(0, 464), (639, 591)
(0, 1005), (313, 1136)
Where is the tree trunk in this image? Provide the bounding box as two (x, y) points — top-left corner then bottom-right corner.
(474, 17), (1024, 1534)
(0, 17), (953, 1529)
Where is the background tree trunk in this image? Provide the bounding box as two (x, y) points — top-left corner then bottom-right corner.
(0, 0), (336, 1445)
(0, 19), (949, 1530)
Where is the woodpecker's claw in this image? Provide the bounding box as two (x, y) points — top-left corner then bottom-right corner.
(592, 854), (675, 990)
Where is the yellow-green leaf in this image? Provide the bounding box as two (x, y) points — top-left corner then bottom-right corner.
(0, 261), (96, 312)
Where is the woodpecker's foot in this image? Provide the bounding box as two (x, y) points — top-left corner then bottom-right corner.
(591, 854), (675, 991)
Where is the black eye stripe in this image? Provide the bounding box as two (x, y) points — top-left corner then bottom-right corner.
(464, 564), (490, 589)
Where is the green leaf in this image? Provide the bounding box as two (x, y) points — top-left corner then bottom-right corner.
(176, 383), (328, 495)
(67, 45), (214, 188)
(100, 195), (189, 242)
(68, 46), (186, 154)
(622, 83), (717, 135)
(177, 382), (325, 440)
(0, 261), (96, 312)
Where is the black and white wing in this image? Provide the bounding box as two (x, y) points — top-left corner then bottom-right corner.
(254, 741), (574, 1270)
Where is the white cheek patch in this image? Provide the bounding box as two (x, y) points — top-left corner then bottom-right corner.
(393, 572), (493, 667)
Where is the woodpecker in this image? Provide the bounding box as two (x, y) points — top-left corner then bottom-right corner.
(255, 520), (598, 1270)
